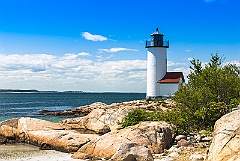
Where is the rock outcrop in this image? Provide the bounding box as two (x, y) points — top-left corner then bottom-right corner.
(45, 102), (108, 116)
(73, 121), (172, 160)
(0, 118), (19, 143)
(208, 109), (240, 161)
(0, 117), (99, 153)
(26, 130), (98, 152)
(0, 99), (177, 160)
(18, 117), (67, 131)
(111, 143), (154, 161)
(1, 118), (173, 160)
(61, 99), (176, 135)
(64, 107), (129, 134)
(48, 99), (175, 117)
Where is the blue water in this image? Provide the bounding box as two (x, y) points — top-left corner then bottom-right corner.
(0, 93), (145, 122)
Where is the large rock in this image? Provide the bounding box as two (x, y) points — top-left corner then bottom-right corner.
(18, 117), (66, 132)
(0, 118), (20, 143)
(208, 110), (240, 161)
(73, 121), (172, 159)
(17, 117), (69, 143)
(111, 143), (154, 161)
(62, 107), (130, 134)
(26, 130), (99, 152)
(0, 117), (99, 153)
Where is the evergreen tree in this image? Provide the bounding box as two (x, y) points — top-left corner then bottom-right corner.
(172, 53), (240, 133)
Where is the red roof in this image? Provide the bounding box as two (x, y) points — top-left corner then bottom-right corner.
(158, 72), (185, 83)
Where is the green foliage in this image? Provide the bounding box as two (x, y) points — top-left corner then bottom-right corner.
(172, 53), (240, 133)
(121, 109), (164, 127)
(147, 110), (163, 121)
(230, 98), (240, 109)
(121, 109), (148, 127)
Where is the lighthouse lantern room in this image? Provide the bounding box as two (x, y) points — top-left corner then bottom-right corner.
(146, 28), (169, 48)
(146, 28), (184, 99)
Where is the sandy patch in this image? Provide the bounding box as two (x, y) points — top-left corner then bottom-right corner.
(0, 144), (84, 161)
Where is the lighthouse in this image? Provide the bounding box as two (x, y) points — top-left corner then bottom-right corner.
(146, 28), (169, 98)
(146, 28), (185, 99)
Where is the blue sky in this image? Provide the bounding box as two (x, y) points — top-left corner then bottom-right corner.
(0, 0), (239, 92)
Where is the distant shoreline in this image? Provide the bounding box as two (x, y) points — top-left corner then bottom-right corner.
(0, 89), (145, 94)
(0, 89), (84, 93)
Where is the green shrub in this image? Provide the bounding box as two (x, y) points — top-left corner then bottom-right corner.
(121, 109), (148, 127)
(172, 53), (240, 134)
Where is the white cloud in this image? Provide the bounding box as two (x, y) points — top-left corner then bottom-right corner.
(187, 57), (193, 61)
(96, 55), (104, 61)
(5, 53), (236, 92)
(0, 53), (146, 92)
(98, 47), (138, 53)
(78, 52), (91, 56)
(167, 61), (185, 67)
(224, 60), (240, 67)
(82, 32), (108, 41)
(52, 53), (93, 70)
(96, 54), (113, 61)
(0, 54), (55, 72)
(61, 53), (78, 60)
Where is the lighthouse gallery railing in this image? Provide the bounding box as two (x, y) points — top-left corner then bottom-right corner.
(145, 40), (169, 48)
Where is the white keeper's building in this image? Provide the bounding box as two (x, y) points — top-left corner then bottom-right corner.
(146, 28), (185, 98)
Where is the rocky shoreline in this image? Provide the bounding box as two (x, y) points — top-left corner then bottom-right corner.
(0, 100), (240, 160)
(38, 100), (175, 117)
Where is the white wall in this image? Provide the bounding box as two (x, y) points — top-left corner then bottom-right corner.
(146, 47), (167, 98)
(159, 83), (180, 97)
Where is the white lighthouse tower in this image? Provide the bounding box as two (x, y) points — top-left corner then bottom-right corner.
(146, 28), (169, 98)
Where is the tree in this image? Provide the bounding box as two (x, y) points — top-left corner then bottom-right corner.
(172, 53), (240, 133)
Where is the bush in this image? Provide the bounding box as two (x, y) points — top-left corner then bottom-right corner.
(121, 109), (148, 127)
(121, 109), (164, 127)
(172, 53), (240, 133)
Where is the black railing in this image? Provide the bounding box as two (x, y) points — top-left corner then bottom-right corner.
(146, 40), (169, 48)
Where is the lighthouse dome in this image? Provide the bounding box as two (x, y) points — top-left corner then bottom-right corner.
(151, 28), (164, 36)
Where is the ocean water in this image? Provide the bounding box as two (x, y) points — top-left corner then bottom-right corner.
(0, 92), (145, 122)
